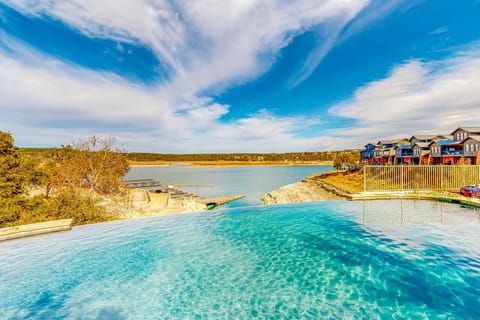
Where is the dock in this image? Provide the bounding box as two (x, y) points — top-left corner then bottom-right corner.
(123, 179), (245, 208)
(200, 194), (246, 206)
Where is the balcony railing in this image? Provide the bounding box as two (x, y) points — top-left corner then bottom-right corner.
(396, 152), (413, 157)
(441, 150), (463, 156)
(361, 151), (374, 158)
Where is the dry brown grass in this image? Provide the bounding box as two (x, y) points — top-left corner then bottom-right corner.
(311, 169), (364, 194)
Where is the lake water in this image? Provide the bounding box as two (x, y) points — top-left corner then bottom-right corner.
(1, 200), (479, 319)
(124, 165), (333, 207)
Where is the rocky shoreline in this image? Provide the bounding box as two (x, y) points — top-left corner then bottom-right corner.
(261, 174), (350, 205)
(261, 170), (480, 209)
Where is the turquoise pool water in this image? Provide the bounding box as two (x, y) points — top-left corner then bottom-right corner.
(1, 200), (480, 319)
(125, 165), (333, 207)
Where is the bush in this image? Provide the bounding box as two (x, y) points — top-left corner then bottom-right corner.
(47, 190), (108, 225)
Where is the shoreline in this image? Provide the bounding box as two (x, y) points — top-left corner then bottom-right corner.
(128, 160), (333, 167)
(261, 170), (480, 209)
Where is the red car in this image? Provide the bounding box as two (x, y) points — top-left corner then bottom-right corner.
(460, 185), (480, 198)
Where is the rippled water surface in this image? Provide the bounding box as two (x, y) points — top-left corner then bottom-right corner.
(1, 200), (480, 319)
(125, 165), (333, 207)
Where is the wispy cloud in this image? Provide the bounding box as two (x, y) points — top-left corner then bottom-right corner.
(0, 0), (375, 152)
(429, 26), (448, 35)
(328, 43), (480, 145)
(289, 0), (416, 88)
(0, 35), (331, 152)
(3, 0), (372, 92)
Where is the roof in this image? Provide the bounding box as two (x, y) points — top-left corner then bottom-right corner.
(450, 126), (480, 134)
(437, 139), (462, 146)
(410, 134), (439, 141)
(461, 135), (480, 143)
(378, 138), (408, 145)
(428, 139), (461, 147)
(413, 142), (429, 148)
(396, 144), (412, 149)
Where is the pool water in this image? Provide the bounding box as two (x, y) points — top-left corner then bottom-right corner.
(1, 200), (479, 319)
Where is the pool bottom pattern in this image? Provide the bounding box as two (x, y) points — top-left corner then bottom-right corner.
(1, 200), (479, 319)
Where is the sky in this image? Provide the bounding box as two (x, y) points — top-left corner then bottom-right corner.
(0, 0), (480, 153)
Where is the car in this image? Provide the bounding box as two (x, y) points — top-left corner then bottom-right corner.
(460, 185), (480, 198)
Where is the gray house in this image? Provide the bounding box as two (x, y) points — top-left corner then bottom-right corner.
(451, 127), (480, 141)
(462, 135), (480, 163)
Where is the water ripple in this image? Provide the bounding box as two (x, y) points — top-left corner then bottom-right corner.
(1, 200), (479, 319)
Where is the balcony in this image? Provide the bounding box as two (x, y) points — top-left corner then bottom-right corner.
(361, 151), (374, 158)
(396, 152), (413, 157)
(441, 150), (463, 156)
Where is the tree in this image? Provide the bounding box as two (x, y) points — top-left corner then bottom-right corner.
(0, 131), (34, 225)
(0, 131), (31, 198)
(57, 136), (130, 194)
(333, 151), (358, 170)
(0, 132), (128, 227)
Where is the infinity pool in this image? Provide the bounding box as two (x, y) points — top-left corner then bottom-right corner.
(1, 200), (479, 319)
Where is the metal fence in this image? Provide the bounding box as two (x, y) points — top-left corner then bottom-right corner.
(363, 165), (480, 192)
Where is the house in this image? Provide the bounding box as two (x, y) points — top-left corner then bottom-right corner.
(409, 134), (447, 145)
(429, 139), (463, 165)
(359, 126), (480, 165)
(395, 144), (413, 164)
(374, 138), (409, 165)
(451, 127), (480, 141)
(409, 135), (447, 164)
(461, 135), (480, 164)
(412, 142), (430, 164)
(360, 143), (377, 164)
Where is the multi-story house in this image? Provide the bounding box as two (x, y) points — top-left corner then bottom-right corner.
(462, 135), (480, 164)
(372, 138), (409, 165)
(451, 127), (480, 141)
(360, 143), (377, 164)
(361, 127), (480, 165)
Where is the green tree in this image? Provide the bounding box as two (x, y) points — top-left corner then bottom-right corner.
(0, 131), (34, 226)
(0, 132), (126, 227)
(0, 131), (30, 198)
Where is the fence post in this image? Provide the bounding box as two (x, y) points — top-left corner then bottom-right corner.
(363, 166), (367, 192)
(440, 165), (444, 190)
(401, 165), (404, 191)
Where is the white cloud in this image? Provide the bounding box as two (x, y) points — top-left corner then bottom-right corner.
(0, 1), (373, 152)
(3, 0), (370, 92)
(0, 38), (330, 152)
(328, 45), (480, 145)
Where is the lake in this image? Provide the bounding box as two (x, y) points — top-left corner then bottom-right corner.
(124, 165), (333, 207)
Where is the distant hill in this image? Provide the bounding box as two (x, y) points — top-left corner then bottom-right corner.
(19, 148), (361, 163)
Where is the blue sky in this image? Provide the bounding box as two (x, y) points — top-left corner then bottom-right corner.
(0, 0), (480, 152)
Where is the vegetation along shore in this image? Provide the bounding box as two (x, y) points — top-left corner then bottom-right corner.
(3, 129), (479, 235)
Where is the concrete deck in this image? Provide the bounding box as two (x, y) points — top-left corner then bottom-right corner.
(352, 191), (480, 208)
(0, 219), (73, 242)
